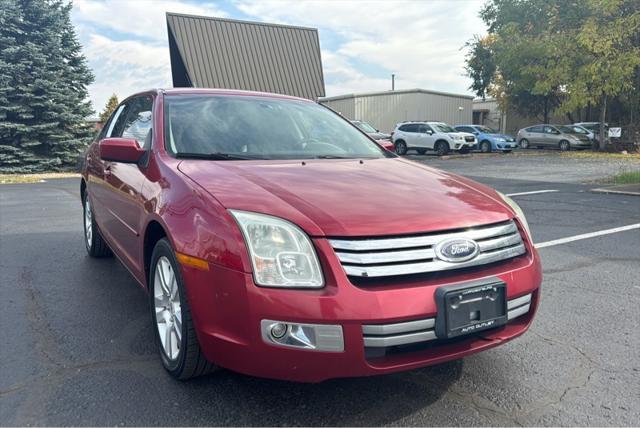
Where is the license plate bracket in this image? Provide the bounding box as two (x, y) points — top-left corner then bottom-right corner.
(435, 278), (507, 339)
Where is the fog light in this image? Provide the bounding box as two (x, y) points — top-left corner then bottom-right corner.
(270, 323), (287, 338)
(261, 320), (344, 352)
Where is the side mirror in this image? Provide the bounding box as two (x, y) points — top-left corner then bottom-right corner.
(99, 138), (145, 163)
(426, 130), (434, 135)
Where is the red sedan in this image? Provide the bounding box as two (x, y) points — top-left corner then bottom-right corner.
(82, 88), (541, 382)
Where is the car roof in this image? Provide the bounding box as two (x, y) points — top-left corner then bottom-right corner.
(125, 87), (314, 103)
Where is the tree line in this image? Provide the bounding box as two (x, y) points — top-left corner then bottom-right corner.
(465, 0), (640, 148)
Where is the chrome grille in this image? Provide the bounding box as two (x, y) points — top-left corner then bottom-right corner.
(329, 220), (525, 278)
(362, 293), (532, 348)
(464, 136), (475, 142)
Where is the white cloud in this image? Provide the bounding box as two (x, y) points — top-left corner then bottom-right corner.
(72, 0), (486, 111)
(73, 0), (227, 42)
(72, 0), (227, 110)
(236, 0), (486, 97)
(83, 35), (171, 111)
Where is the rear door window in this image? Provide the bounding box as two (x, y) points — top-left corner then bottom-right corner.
(399, 124), (419, 133)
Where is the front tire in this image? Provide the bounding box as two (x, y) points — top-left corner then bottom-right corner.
(435, 141), (450, 156)
(150, 238), (217, 380)
(519, 139), (530, 149)
(559, 140), (570, 151)
(83, 193), (112, 257)
(480, 141), (492, 153)
(394, 140), (407, 155)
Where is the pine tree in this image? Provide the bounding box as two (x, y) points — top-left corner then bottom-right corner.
(0, 0), (95, 173)
(99, 94), (119, 124)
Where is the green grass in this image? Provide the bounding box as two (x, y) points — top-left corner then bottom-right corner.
(0, 172), (80, 184)
(610, 170), (640, 184)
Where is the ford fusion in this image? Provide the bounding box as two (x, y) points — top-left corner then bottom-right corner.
(81, 89), (541, 381)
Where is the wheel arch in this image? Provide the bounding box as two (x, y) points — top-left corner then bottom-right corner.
(143, 219), (170, 288)
(435, 138), (449, 146)
(80, 178), (86, 204)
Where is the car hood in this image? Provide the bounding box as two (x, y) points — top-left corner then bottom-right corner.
(491, 134), (516, 141)
(448, 132), (474, 138)
(178, 158), (514, 237)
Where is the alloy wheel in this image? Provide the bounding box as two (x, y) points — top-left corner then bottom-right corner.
(154, 256), (182, 361)
(84, 197), (92, 247)
(436, 142), (449, 156)
(520, 139), (529, 149)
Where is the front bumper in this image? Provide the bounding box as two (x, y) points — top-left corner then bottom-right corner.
(181, 239), (542, 382)
(453, 141), (476, 150)
(570, 140), (592, 148)
(496, 142), (518, 150)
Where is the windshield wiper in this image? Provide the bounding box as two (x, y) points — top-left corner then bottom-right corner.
(175, 152), (257, 160)
(314, 155), (350, 159)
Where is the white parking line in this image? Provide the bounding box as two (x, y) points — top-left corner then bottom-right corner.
(535, 223), (640, 249)
(507, 190), (559, 197)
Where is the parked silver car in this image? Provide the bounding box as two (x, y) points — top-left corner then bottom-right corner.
(517, 124), (592, 151)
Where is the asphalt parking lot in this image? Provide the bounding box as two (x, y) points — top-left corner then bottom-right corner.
(1, 153), (639, 426)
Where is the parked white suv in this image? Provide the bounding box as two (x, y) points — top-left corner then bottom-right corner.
(391, 121), (477, 156)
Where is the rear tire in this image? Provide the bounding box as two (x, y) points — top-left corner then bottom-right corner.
(150, 238), (217, 380)
(416, 148), (427, 155)
(519, 139), (529, 149)
(83, 192), (112, 257)
(559, 140), (570, 151)
(480, 141), (492, 153)
(394, 140), (407, 155)
(435, 141), (450, 156)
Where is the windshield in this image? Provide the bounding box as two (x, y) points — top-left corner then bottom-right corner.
(433, 123), (456, 133)
(557, 125), (577, 134)
(476, 126), (498, 134)
(353, 121), (378, 133)
(569, 126), (589, 134)
(164, 95), (387, 160)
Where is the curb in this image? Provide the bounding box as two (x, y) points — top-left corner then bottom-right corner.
(590, 187), (640, 196)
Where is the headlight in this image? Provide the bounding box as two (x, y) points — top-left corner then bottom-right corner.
(496, 192), (532, 239)
(454, 135), (464, 140)
(230, 210), (324, 288)
(495, 137), (506, 142)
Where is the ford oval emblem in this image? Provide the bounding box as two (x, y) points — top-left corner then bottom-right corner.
(435, 238), (479, 263)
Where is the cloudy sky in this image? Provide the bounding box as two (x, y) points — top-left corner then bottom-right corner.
(71, 0), (487, 113)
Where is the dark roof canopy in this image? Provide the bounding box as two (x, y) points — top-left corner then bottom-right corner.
(166, 13), (325, 100)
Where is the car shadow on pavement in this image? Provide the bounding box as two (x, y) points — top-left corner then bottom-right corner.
(181, 360), (463, 426)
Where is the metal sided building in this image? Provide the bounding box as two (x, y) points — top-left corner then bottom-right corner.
(320, 89), (474, 133)
(166, 13), (325, 100)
